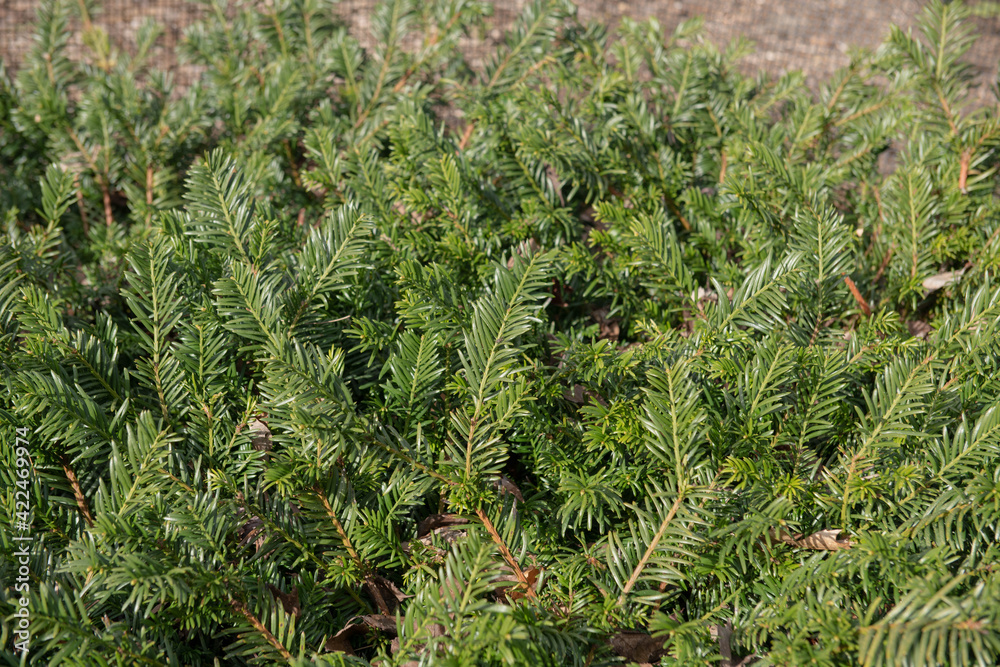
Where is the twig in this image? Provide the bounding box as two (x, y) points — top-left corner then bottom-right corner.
(74, 176), (89, 236)
(315, 486), (361, 563)
(843, 276), (872, 317)
(282, 139), (302, 188)
(958, 148), (971, 193)
(618, 494), (683, 603)
(145, 165), (154, 226)
(663, 192), (691, 231)
(229, 595), (293, 661)
(100, 178), (113, 228)
(458, 121), (476, 151)
(61, 456), (94, 527)
(872, 245), (894, 283)
(391, 7), (463, 93)
(315, 485), (392, 615)
(476, 508), (537, 600)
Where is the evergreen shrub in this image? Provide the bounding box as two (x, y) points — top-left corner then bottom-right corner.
(2, 0), (1000, 664)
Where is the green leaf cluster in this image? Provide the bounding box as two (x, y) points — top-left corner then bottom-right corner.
(2, 0), (1000, 665)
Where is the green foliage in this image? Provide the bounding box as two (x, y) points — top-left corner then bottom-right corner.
(2, 0), (1000, 665)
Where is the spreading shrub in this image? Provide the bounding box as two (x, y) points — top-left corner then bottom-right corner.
(2, 0), (1000, 664)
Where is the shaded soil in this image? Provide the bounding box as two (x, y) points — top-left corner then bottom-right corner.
(1, 0), (998, 101)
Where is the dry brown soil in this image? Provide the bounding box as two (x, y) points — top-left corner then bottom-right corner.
(1, 0), (998, 100)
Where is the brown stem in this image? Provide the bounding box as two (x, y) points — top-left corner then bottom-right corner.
(391, 8), (462, 94)
(844, 276), (872, 317)
(74, 177), (89, 236)
(458, 121), (476, 151)
(873, 245), (894, 283)
(64, 131), (112, 228)
(833, 97), (892, 128)
(101, 179), (113, 228)
(144, 164), (154, 226)
(958, 148), (971, 193)
(229, 596), (293, 661)
(315, 485), (392, 615)
(476, 508), (537, 600)
(718, 149), (727, 184)
(618, 494), (683, 603)
(933, 81), (958, 136)
(315, 485), (361, 563)
(663, 192), (691, 231)
(283, 139), (302, 188)
(75, 0), (93, 32)
(61, 456), (94, 527)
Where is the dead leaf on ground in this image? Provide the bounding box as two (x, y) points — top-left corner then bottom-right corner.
(923, 269), (966, 292)
(237, 516), (266, 552)
(383, 620), (446, 663)
(362, 614), (399, 634)
(493, 565), (541, 601)
(417, 513), (469, 538)
(591, 308), (621, 342)
(907, 320), (932, 339)
(497, 475), (524, 503)
(564, 384), (587, 404)
(266, 584), (301, 617)
(768, 528), (852, 550)
(403, 524), (468, 562)
(326, 613), (401, 655)
(324, 622), (365, 654)
(711, 620), (733, 667)
(609, 630), (668, 664)
(247, 418), (272, 456)
(364, 575), (409, 615)
(696, 287), (718, 303)
(509, 567), (540, 601)
(600, 319), (620, 341)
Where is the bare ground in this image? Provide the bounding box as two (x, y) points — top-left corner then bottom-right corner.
(1, 0), (998, 102)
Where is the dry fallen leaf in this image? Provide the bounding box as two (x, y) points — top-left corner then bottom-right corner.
(600, 319), (620, 341)
(591, 308), (621, 341)
(497, 475), (524, 504)
(364, 574), (409, 615)
(362, 614), (398, 634)
(324, 622), (365, 654)
(236, 516), (266, 552)
(922, 269), (966, 292)
(417, 513), (469, 538)
(402, 526), (466, 562)
(326, 613), (403, 656)
(609, 630), (668, 664)
(907, 320), (932, 340)
(509, 567), (540, 601)
(493, 565), (540, 601)
(247, 418), (272, 455)
(769, 528), (852, 551)
(266, 584), (301, 617)
(564, 384), (587, 404)
(711, 620), (733, 667)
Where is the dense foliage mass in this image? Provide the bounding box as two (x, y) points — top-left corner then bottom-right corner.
(2, 0), (1000, 664)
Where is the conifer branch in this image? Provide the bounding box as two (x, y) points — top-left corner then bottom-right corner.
(618, 494), (683, 603)
(476, 508), (537, 600)
(61, 456), (94, 527)
(229, 596), (293, 661)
